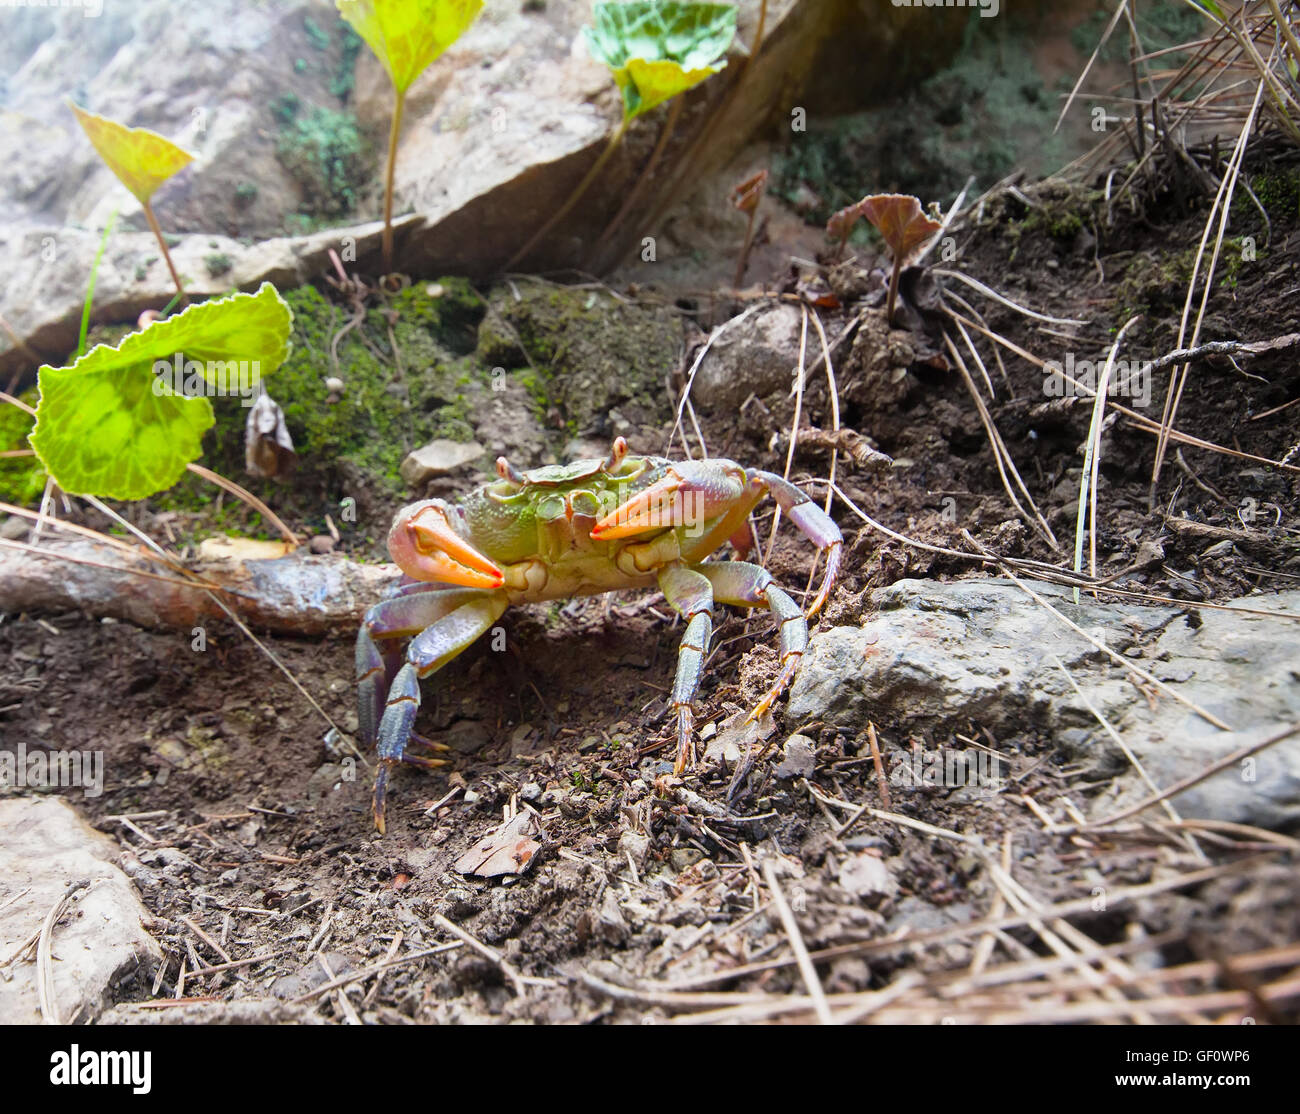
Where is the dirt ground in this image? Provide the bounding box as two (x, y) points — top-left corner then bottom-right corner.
(2, 146), (1299, 1023)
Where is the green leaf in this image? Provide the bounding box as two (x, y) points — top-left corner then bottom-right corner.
(69, 102), (195, 205)
(336, 0), (483, 94)
(582, 0), (737, 121)
(30, 283), (293, 501)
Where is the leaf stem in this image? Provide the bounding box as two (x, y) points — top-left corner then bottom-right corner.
(734, 203), (758, 289)
(503, 118), (629, 272)
(79, 210), (117, 358)
(640, 0), (766, 236)
(382, 88), (406, 276)
(591, 98), (683, 272)
(885, 255), (902, 327)
(143, 199), (186, 303)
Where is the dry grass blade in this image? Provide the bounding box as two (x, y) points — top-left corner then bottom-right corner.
(37, 879), (90, 1025)
(809, 475), (1300, 622)
(187, 462), (298, 546)
(1055, 0), (1130, 132)
(761, 857), (832, 1025)
(81, 494), (356, 755)
(761, 304), (809, 570)
(948, 309), (1300, 474)
(1075, 316), (1141, 600)
(944, 332), (1059, 549)
(666, 302), (764, 459)
(1049, 653), (1204, 861)
(1152, 71), (1267, 489)
(0, 536), (232, 594)
(1087, 719), (1300, 828)
(934, 267), (1087, 326)
(0, 388), (37, 416)
(430, 911), (554, 996)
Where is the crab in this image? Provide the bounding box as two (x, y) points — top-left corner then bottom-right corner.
(356, 438), (842, 833)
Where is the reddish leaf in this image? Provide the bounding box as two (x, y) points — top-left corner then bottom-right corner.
(858, 193), (942, 265)
(729, 169), (768, 215)
(825, 200), (865, 244)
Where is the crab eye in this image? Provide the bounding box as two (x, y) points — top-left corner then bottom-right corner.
(496, 456), (524, 486)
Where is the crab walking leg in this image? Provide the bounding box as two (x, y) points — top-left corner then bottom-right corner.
(696, 560), (809, 722)
(370, 591), (508, 833)
(657, 564), (715, 774)
(749, 470), (844, 617)
(356, 586), (492, 749)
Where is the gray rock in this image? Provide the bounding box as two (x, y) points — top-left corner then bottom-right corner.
(0, 798), (162, 1024)
(692, 303), (803, 409)
(787, 579), (1300, 830)
(773, 734), (817, 780)
(591, 888), (629, 946)
(617, 830), (650, 870)
(669, 847), (704, 873)
(838, 853), (898, 903)
(399, 439), (485, 487)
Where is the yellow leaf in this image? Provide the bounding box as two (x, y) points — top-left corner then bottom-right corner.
(69, 102), (194, 205)
(616, 56), (720, 119)
(337, 0), (483, 95)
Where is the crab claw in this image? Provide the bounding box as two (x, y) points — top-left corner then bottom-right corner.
(388, 501), (504, 588)
(591, 462), (744, 540)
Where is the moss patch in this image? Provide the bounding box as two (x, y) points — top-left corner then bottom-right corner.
(194, 280), (487, 513)
(774, 13), (1076, 216)
(275, 101), (369, 219)
(0, 388), (44, 505)
(476, 282), (680, 432)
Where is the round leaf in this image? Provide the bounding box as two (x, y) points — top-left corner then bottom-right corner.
(30, 366), (213, 501)
(29, 283), (293, 501)
(583, 1), (737, 121)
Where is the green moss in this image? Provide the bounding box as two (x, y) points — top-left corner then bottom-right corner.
(204, 252), (233, 277)
(271, 93), (300, 126)
(1114, 235), (1263, 318)
(1114, 249), (1193, 323)
(193, 281), (488, 508)
(331, 23), (363, 101)
(774, 18), (1074, 216)
(276, 105), (368, 218)
(476, 282), (679, 430)
(1238, 168), (1300, 225)
(304, 14), (331, 51)
(234, 181), (258, 207)
(0, 388), (45, 505)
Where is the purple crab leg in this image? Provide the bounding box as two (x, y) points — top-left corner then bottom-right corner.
(356, 586), (489, 749)
(657, 565), (715, 774)
(370, 592), (508, 833)
(696, 560), (809, 722)
(748, 471), (843, 617)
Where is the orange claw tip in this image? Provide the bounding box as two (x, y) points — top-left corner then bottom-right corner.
(591, 478), (683, 539)
(395, 503), (505, 588)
